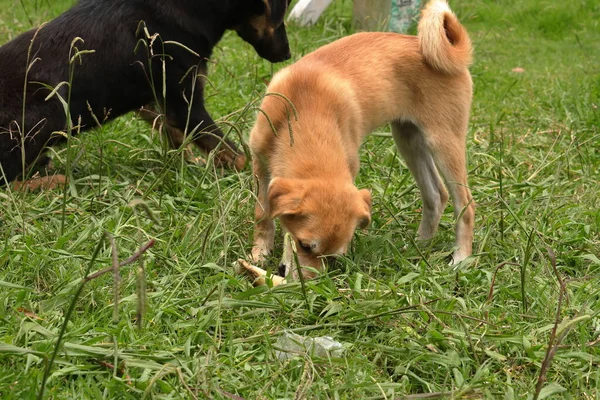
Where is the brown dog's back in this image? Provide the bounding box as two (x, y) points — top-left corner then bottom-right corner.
(262, 29), (472, 152)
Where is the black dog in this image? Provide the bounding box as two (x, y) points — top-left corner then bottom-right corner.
(0, 0), (291, 185)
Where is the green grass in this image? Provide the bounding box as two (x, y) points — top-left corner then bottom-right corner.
(1, 0), (599, 398)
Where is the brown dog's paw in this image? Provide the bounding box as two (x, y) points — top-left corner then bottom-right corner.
(12, 174), (68, 192)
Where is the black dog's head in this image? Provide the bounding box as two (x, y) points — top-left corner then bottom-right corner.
(235, 0), (291, 63)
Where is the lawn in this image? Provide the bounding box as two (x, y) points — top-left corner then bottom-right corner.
(1, 0), (599, 398)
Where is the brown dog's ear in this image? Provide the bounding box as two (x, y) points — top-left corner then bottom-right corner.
(358, 215), (371, 230)
(357, 189), (372, 229)
(359, 189), (372, 211)
(268, 177), (305, 218)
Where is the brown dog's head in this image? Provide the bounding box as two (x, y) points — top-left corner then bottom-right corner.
(234, 0), (291, 63)
(268, 177), (372, 275)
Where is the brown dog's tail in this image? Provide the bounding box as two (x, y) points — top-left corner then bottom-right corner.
(418, 0), (472, 75)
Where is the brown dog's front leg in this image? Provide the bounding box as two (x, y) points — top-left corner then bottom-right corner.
(251, 158), (275, 263)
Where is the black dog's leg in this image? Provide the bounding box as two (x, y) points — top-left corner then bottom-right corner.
(164, 76), (247, 171)
(0, 150), (24, 185)
(191, 108), (247, 171)
(0, 119), (61, 185)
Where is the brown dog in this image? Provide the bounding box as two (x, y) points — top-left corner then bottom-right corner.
(250, 0), (475, 277)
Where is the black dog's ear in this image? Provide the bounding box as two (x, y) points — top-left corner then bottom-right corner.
(261, 0), (289, 25)
(260, 0), (270, 13)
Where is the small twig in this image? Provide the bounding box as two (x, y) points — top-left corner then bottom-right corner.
(485, 261), (520, 322)
(380, 201), (434, 270)
(347, 299), (440, 325)
(254, 359), (292, 398)
(107, 233), (121, 323)
(338, 287), (405, 297)
(136, 246), (147, 330)
(430, 310), (497, 327)
(38, 236), (104, 400)
(533, 248), (568, 400)
(216, 388), (244, 400)
(176, 368), (199, 400)
(232, 299), (439, 345)
(294, 359), (313, 400)
(84, 239), (156, 282)
(454, 314), (481, 366)
(288, 233), (310, 310)
(420, 302), (449, 329)
(587, 338), (600, 347)
(487, 262), (520, 304)
(200, 285), (220, 307)
(143, 364), (178, 399)
(38, 236), (156, 399)
(394, 389), (480, 399)
(521, 229), (536, 313)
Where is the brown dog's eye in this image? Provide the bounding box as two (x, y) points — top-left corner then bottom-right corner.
(298, 241), (312, 253)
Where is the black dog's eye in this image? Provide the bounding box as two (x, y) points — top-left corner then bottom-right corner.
(298, 241), (312, 253)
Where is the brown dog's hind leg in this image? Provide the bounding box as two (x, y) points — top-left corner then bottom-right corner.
(393, 121), (474, 263)
(392, 121), (449, 241)
(424, 125), (474, 263)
